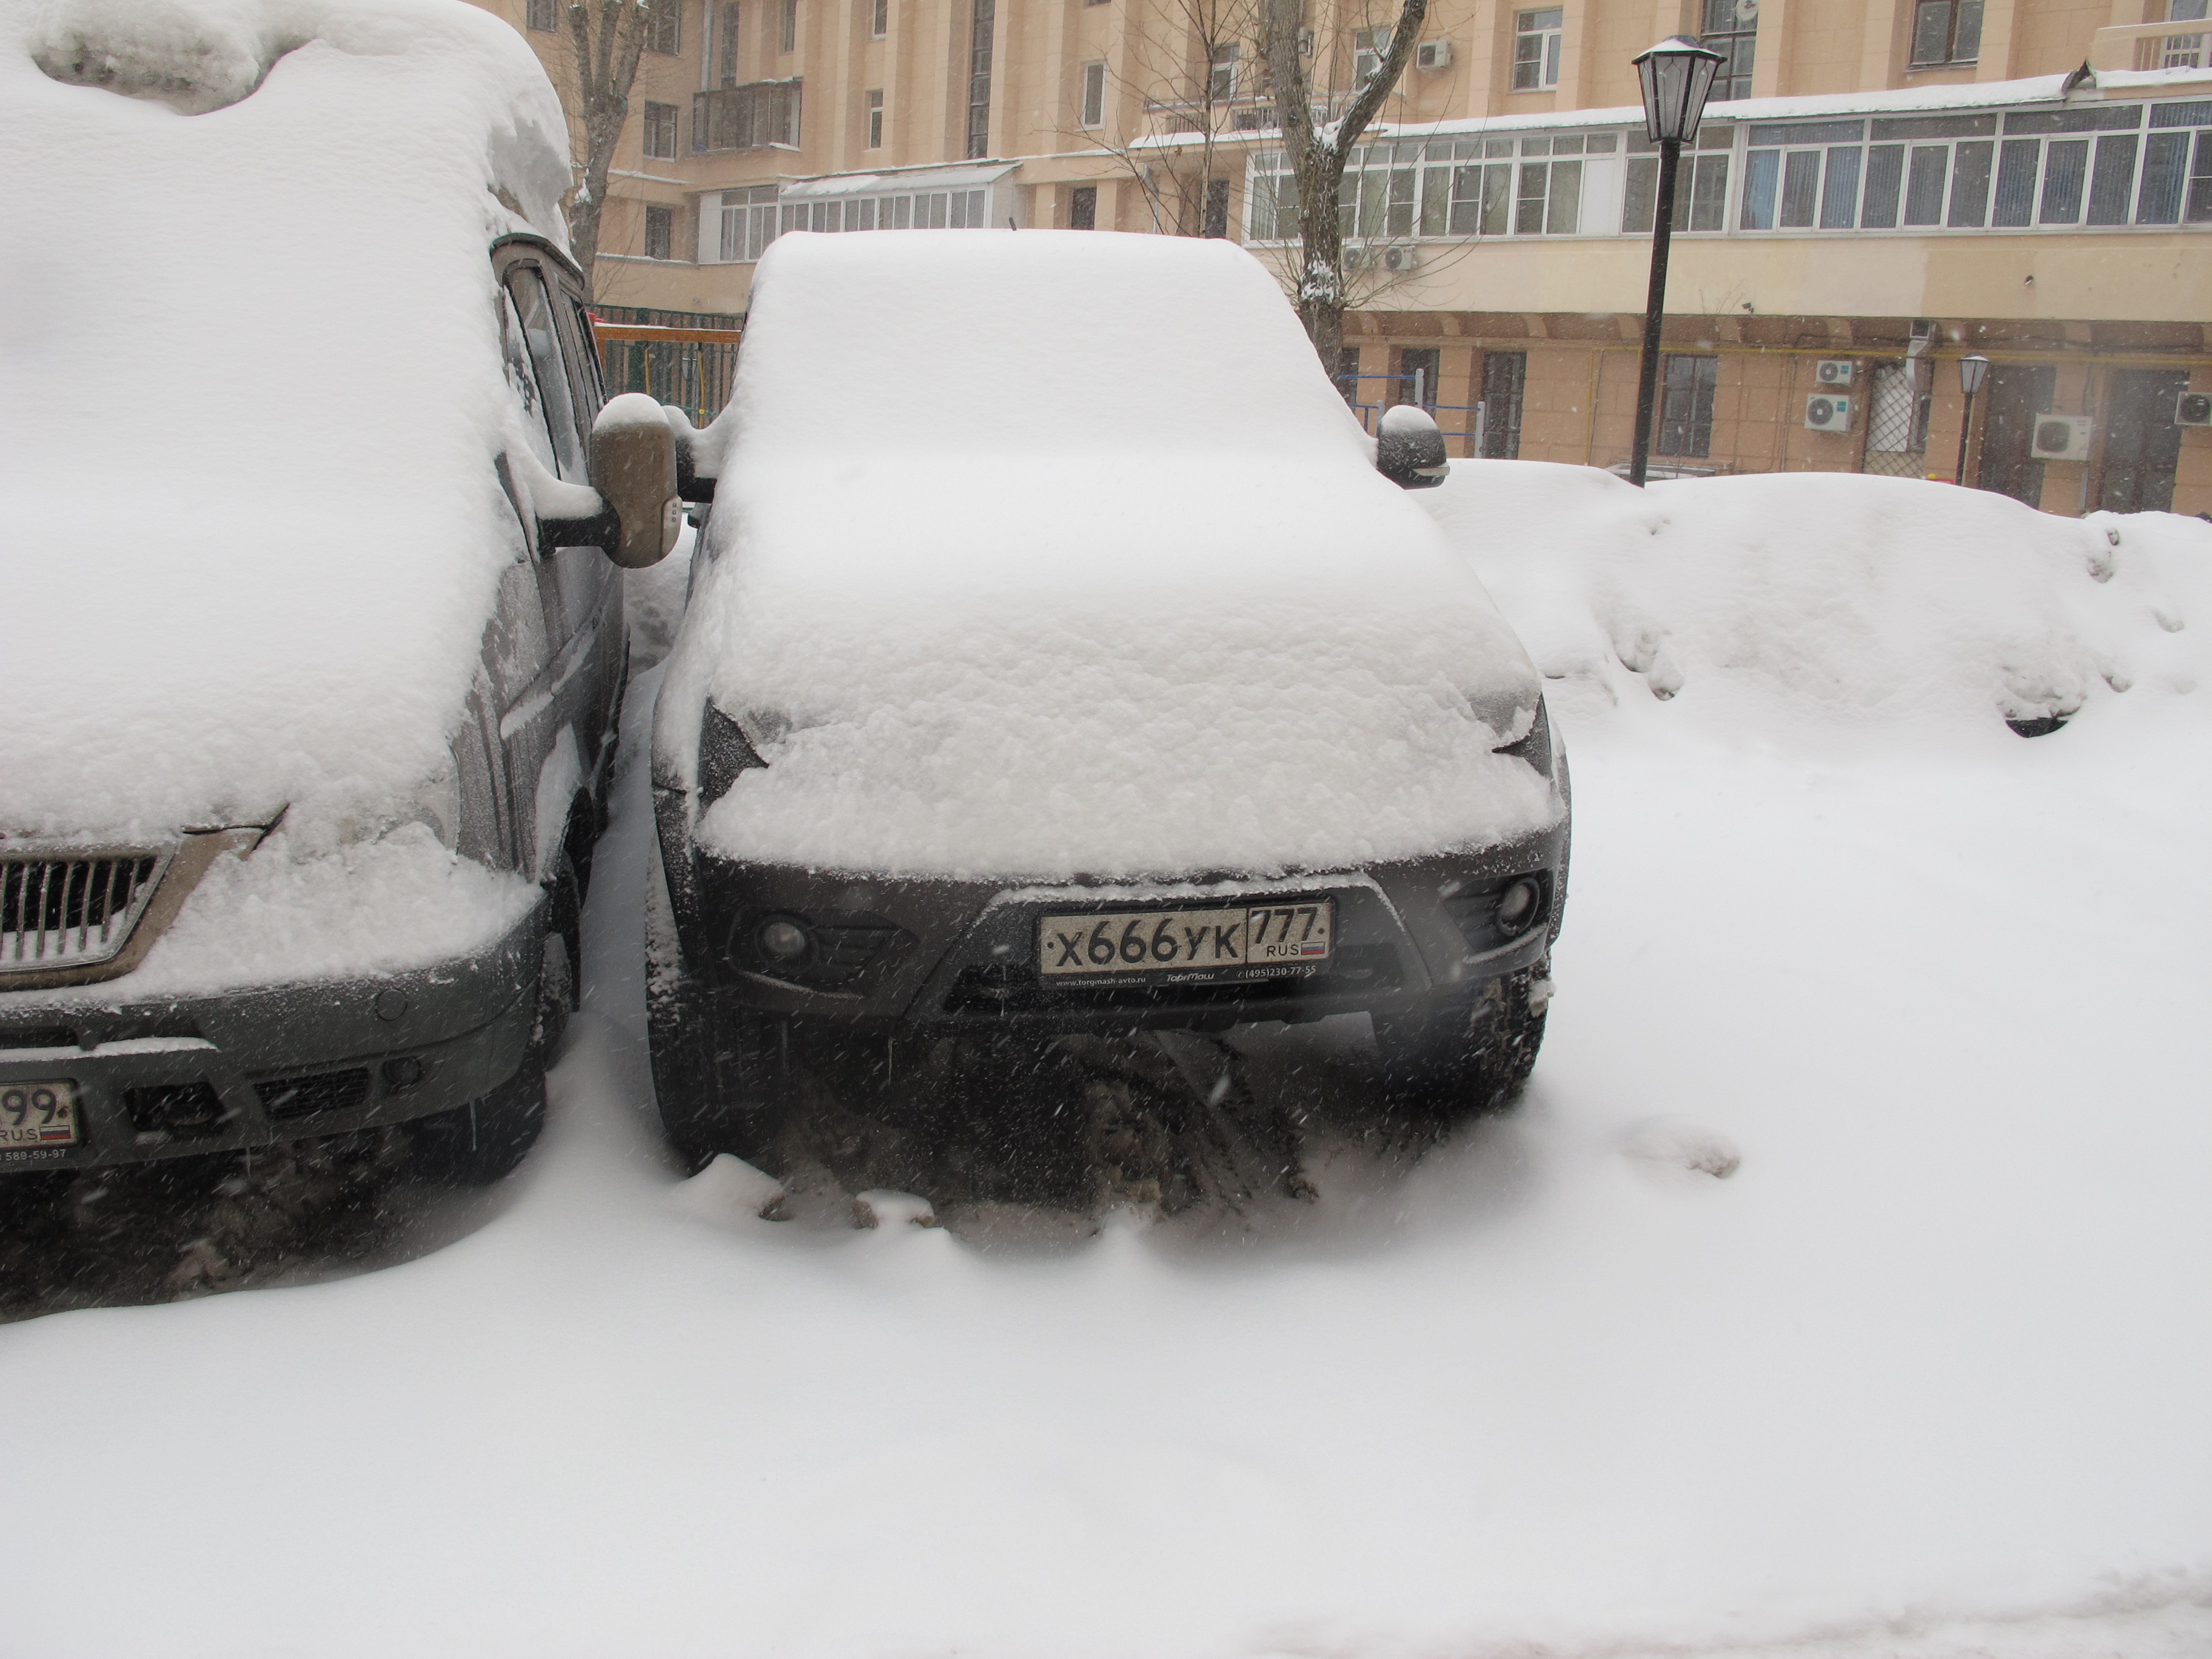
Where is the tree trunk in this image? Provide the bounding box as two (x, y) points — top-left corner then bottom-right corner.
(565, 1), (652, 297)
(1257, 0), (1430, 369)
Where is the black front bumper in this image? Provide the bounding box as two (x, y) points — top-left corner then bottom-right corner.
(659, 791), (1565, 1034)
(0, 908), (543, 1173)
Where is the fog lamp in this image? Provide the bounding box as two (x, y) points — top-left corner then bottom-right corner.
(1495, 878), (1543, 936)
(756, 918), (811, 962)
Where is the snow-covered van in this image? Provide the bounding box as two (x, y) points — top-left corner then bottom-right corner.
(0, 2), (678, 1181)
(648, 232), (1569, 1168)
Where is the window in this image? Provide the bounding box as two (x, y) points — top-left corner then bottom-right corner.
(645, 203), (674, 260)
(2139, 101), (2212, 223)
(717, 183), (782, 261)
(1909, 0), (1982, 66)
(1478, 352), (1526, 458)
(780, 0), (796, 52)
(1081, 60), (1107, 127)
(1353, 27), (1390, 84)
(1513, 9), (1561, 90)
(1203, 177), (1230, 237)
(715, 2), (740, 84)
(1209, 44), (1239, 103)
(526, 0), (558, 31)
(866, 89), (883, 148)
(780, 187), (991, 231)
(965, 0), (994, 158)
(643, 101), (679, 159)
(1069, 183), (1098, 229)
(647, 0), (683, 55)
(1394, 347), (1440, 409)
(503, 268), (585, 477)
(1251, 131), (1617, 243)
(871, 0), (888, 34)
(1624, 128), (1732, 233)
(1655, 354), (1718, 458)
(694, 79), (802, 150)
(1700, 0), (1755, 103)
(498, 289), (558, 472)
(2161, 0), (2207, 71)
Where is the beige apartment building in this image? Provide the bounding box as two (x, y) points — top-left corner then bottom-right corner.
(472, 0), (2212, 515)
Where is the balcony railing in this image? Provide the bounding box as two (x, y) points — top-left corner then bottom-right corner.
(694, 80), (801, 153)
(2089, 21), (2211, 73)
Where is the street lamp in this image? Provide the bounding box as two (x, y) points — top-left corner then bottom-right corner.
(1628, 35), (1725, 489)
(1953, 353), (1991, 488)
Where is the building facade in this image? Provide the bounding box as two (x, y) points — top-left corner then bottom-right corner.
(471, 0), (2212, 515)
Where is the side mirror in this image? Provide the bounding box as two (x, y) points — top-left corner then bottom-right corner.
(588, 393), (683, 568)
(1376, 404), (1449, 490)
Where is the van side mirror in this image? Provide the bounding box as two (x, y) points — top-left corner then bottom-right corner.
(588, 393), (683, 567)
(1376, 404), (1449, 490)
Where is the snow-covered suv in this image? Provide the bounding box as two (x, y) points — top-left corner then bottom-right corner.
(648, 231), (1567, 1169)
(0, 4), (678, 1182)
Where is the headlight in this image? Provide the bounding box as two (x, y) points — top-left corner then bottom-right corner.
(1492, 696), (1553, 780)
(698, 703), (769, 806)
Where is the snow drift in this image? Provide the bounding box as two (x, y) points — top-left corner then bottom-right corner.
(0, 0), (569, 841)
(659, 232), (1557, 881)
(1423, 460), (2211, 740)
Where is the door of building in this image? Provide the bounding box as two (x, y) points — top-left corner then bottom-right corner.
(1976, 363), (2057, 506)
(2099, 368), (2189, 514)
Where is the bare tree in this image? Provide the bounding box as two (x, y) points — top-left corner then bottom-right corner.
(1256, 0), (1430, 366)
(1071, 0), (1258, 235)
(563, 0), (655, 294)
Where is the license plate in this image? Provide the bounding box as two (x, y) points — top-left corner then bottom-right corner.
(1037, 899), (1335, 979)
(0, 1080), (79, 1148)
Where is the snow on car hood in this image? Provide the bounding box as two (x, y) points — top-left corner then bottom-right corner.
(0, 0), (569, 840)
(659, 232), (1554, 882)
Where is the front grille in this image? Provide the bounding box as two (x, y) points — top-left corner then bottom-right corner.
(943, 945), (1404, 1017)
(1, 851), (164, 974)
(256, 1068), (372, 1121)
(126, 1081), (229, 1138)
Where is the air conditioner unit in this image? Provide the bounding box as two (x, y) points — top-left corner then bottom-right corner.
(1415, 39), (1453, 70)
(1908, 318), (1936, 357)
(1804, 394), (1852, 432)
(2177, 390), (2212, 427)
(1814, 358), (1855, 385)
(2029, 414), (2092, 460)
(1379, 245), (1420, 272)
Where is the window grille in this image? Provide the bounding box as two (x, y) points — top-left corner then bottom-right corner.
(645, 204), (674, 260)
(526, 0), (558, 30)
(1655, 355), (1718, 458)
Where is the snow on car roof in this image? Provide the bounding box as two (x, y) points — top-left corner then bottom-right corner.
(0, 0), (570, 840)
(662, 232), (1555, 882)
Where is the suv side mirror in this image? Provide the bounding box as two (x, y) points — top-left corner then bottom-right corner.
(1376, 404), (1449, 490)
(588, 393), (683, 567)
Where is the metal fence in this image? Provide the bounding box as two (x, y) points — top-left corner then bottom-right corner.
(1339, 372), (1489, 456)
(590, 313), (743, 429)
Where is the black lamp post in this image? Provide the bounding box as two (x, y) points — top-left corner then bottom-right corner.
(1628, 35), (1725, 489)
(1953, 353), (1990, 488)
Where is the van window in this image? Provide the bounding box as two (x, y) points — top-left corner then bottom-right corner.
(570, 303), (606, 407)
(504, 267), (585, 477)
(498, 287), (560, 477)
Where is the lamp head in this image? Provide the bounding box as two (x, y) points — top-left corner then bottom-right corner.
(1632, 35), (1726, 144)
(1959, 353), (1991, 396)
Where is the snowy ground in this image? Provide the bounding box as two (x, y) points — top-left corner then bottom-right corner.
(2, 486), (2209, 1657)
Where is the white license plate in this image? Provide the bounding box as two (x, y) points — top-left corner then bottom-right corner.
(1037, 900), (1335, 979)
(0, 1080), (79, 1148)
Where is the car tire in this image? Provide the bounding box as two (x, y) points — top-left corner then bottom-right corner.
(410, 1057), (547, 1185)
(532, 854), (583, 1061)
(645, 833), (783, 1173)
(1370, 965), (1549, 1124)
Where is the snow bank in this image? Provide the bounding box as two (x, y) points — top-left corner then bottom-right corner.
(0, 0), (570, 843)
(1424, 462), (2212, 741)
(660, 233), (1555, 880)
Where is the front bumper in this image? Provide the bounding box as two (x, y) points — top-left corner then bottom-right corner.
(659, 792), (1566, 1034)
(0, 905), (543, 1173)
